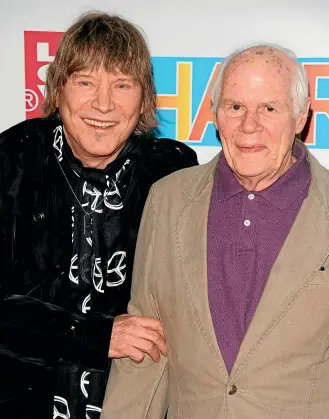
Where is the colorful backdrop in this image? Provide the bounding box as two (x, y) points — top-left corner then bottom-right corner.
(1, 0), (329, 164)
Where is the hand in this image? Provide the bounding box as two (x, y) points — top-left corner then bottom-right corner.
(109, 314), (167, 363)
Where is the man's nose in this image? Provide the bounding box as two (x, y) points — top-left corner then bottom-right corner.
(239, 110), (263, 133)
(92, 87), (115, 114)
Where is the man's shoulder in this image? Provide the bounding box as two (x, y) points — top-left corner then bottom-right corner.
(151, 154), (218, 201)
(308, 150), (329, 207)
(0, 120), (28, 150)
(132, 135), (199, 184)
(136, 135), (198, 164)
(156, 164), (208, 183)
(155, 162), (205, 185)
(0, 117), (48, 154)
(150, 137), (196, 155)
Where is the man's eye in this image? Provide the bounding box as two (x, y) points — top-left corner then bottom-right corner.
(79, 81), (90, 87)
(118, 83), (130, 89)
(232, 104), (241, 111)
(266, 106), (275, 112)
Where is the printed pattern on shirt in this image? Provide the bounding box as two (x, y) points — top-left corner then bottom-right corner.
(52, 125), (129, 419)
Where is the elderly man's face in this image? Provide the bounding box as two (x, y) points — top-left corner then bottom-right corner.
(58, 67), (143, 168)
(214, 53), (309, 190)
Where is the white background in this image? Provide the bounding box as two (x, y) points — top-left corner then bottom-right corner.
(1, 0), (329, 164)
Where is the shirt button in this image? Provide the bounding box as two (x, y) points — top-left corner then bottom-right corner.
(244, 219), (251, 227)
(33, 212), (45, 222)
(248, 193), (255, 200)
(228, 384), (237, 395)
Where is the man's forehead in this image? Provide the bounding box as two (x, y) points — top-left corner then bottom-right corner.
(71, 68), (136, 80)
(226, 48), (294, 77)
(222, 51), (293, 90)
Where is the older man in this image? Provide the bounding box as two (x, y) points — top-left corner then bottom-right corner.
(0, 11), (197, 419)
(101, 44), (329, 419)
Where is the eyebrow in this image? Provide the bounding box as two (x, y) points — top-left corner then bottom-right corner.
(222, 99), (244, 105)
(260, 101), (280, 106)
(71, 74), (137, 83)
(114, 76), (137, 83)
(223, 99), (282, 106)
(71, 73), (94, 80)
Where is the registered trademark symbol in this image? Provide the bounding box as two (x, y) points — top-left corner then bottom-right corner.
(25, 89), (39, 112)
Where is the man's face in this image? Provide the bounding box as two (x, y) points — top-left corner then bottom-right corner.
(58, 67), (144, 167)
(214, 52), (309, 189)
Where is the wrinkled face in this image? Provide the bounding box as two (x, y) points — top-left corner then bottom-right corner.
(214, 52), (309, 187)
(58, 67), (144, 167)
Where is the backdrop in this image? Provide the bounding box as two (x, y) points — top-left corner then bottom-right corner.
(1, 0), (328, 164)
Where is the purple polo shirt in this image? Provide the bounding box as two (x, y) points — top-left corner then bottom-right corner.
(207, 141), (311, 373)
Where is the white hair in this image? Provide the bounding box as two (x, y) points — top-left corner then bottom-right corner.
(211, 43), (310, 117)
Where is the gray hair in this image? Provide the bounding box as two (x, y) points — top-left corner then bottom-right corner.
(211, 43), (310, 117)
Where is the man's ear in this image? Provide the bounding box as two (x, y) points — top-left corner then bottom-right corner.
(55, 91), (60, 108)
(213, 111), (218, 131)
(296, 99), (311, 135)
(55, 82), (65, 108)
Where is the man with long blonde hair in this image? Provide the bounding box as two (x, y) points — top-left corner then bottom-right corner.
(0, 12), (197, 419)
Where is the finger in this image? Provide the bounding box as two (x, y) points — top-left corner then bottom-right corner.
(127, 326), (167, 356)
(114, 315), (166, 341)
(110, 328), (164, 359)
(142, 329), (167, 356)
(127, 347), (146, 363)
(132, 338), (161, 362)
(130, 316), (165, 338)
(109, 341), (146, 363)
(110, 317), (167, 358)
(113, 313), (131, 325)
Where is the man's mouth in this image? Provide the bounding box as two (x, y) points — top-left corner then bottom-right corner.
(84, 118), (116, 128)
(238, 145), (266, 153)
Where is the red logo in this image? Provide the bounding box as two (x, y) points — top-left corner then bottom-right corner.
(24, 31), (63, 119)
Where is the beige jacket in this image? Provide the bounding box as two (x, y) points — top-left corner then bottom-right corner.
(101, 145), (329, 419)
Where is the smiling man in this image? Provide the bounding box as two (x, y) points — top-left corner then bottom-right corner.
(101, 44), (329, 419)
(56, 69), (145, 168)
(0, 11), (197, 419)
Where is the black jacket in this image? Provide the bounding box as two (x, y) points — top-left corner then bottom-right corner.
(0, 115), (198, 418)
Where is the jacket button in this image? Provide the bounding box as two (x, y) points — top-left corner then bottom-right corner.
(33, 212), (45, 222)
(228, 384), (237, 395)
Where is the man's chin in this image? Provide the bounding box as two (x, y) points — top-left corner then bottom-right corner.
(87, 140), (127, 159)
(234, 164), (268, 180)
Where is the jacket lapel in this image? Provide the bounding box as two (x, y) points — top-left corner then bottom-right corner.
(174, 155), (229, 380)
(231, 152), (329, 379)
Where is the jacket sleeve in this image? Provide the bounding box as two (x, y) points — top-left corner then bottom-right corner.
(0, 296), (114, 368)
(101, 186), (168, 419)
(0, 127), (113, 369)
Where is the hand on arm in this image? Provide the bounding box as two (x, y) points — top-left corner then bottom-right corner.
(109, 314), (167, 362)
